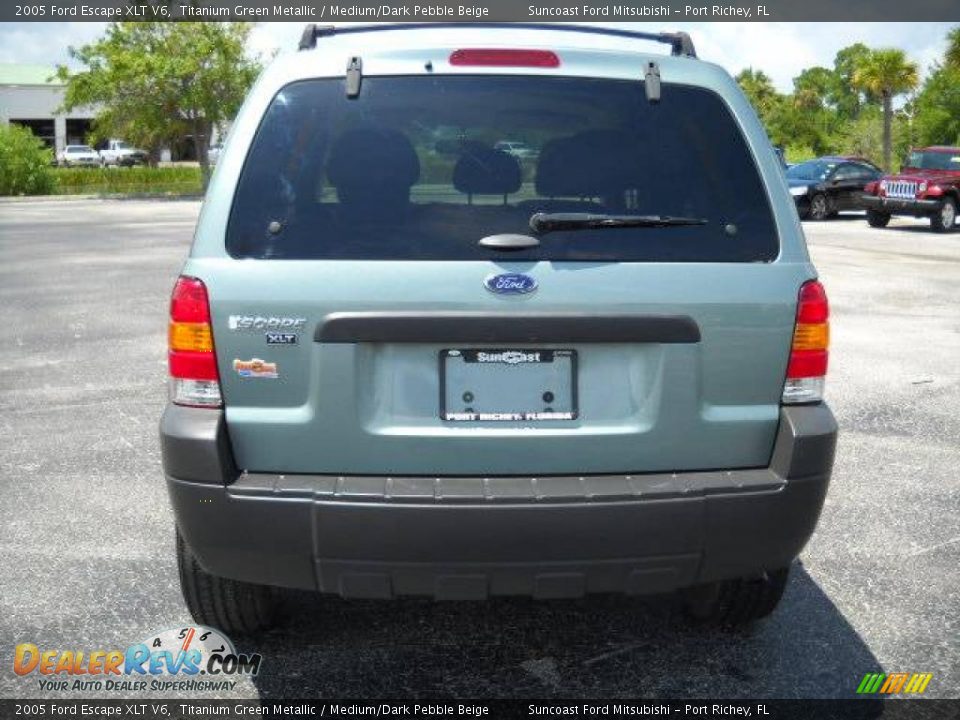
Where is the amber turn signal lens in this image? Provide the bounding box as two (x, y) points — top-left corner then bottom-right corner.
(792, 322), (829, 351)
(169, 321), (213, 353)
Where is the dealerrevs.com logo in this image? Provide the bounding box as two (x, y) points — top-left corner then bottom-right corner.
(13, 626), (262, 692)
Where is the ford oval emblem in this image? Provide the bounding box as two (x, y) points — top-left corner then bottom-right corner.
(484, 273), (537, 295)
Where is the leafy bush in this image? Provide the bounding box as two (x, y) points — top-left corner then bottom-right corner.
(785, 145), (816, 164)
(0, 124), (55, 196)
(52, 166), (202, 195)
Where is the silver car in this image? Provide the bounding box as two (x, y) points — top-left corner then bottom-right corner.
(57, 145), (101, 168)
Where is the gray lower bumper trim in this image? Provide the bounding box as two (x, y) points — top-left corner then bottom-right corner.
(163, 405), (837, 599)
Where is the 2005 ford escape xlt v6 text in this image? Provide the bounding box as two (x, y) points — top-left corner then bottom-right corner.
(161, 23), (837, 633)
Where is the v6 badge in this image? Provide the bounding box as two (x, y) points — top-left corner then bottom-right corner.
(266, 332), (298, 346)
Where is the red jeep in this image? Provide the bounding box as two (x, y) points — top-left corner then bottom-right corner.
(861, 146), (960, 232)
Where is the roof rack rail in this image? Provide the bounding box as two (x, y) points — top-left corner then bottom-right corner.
(297, 23), (697, 58)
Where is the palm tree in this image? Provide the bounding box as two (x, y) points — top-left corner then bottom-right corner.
(853, 49), (919, 170)
(735, 68), (779, 117)
(947, 27), (960, 69)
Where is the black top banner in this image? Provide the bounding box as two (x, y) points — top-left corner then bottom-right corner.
(5, 0), (960, 22)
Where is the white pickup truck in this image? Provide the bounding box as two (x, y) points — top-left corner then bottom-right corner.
(97, 139), (148, 167)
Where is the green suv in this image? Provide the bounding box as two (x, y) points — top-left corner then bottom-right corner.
(161, 23), (837, 633)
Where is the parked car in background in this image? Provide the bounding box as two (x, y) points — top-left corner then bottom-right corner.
(494, 140), (537, 159)
(207, 143), (223, 166)
(786, 156), (883, 220)
(97, 139), (147, 167)
(861, 146), (960, 232)
(57, 145), (102, 168)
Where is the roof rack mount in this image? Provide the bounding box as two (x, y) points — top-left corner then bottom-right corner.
(297, 23), (697, 58)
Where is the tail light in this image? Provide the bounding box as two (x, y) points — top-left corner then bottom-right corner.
(168, 276), (221, 407)
(782, 280), (829, 404)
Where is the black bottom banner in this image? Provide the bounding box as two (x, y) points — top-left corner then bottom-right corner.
(1, 700), (958, 720)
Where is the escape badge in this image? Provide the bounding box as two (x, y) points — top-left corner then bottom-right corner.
(233, 358), (278, 379)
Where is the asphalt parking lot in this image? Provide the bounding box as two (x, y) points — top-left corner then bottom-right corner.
(0, 199), (957, 701)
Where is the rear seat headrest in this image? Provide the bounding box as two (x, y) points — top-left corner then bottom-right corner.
(327, 127), (420, 194)
(453, 142), (522, 196)
(536, 130), (637, 198)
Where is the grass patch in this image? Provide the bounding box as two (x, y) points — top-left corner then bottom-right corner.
(52, 166), (203, 196)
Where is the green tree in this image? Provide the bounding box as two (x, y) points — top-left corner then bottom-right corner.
(789, 67), (841, 154)
(831, 43), (873, 119)
(793, 66), (834, 111)
(853, 49), (919, 170)
(834, 107), (883, 167)
(910, 26), (960, 149)
(913, 63), (960, 147)
(736, 68), (779, 117)
(0, 125), (55, 196)
(735, 68), (801, 150)
(57, 22), (260, 188)
(946, 26), (960, 69)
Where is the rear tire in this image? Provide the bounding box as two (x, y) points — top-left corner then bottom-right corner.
(866, 209), (891, 228)
(682, 567), (790, 626)
(808, 193), (830, 221)
(176, 528), (278, 635)
(930, 197), (957, 233)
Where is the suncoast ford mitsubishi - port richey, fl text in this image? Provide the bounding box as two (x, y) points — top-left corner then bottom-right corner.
(528, 5), (769, 17)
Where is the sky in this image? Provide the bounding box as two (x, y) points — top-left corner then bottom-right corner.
(0, 22), (954, 91)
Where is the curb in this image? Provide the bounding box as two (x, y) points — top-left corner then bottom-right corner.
(0, 193), (203, 203)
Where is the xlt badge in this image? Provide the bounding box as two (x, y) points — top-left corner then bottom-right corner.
(265, 332), (298, 345)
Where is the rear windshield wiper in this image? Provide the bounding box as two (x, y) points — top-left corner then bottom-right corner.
(530, 212), (708, 235)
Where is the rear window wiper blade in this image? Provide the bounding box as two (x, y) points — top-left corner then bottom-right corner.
(530, 212), (708, 235)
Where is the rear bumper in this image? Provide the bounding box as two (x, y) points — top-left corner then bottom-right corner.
(161, 404), (837, 599)
(860, 194), (940, 215)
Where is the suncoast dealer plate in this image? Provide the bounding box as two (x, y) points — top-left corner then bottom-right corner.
(440, 349), (578, 422)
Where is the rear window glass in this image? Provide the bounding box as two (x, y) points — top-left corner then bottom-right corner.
(227, 76), (777, 262)
(907, 150), (960, 170)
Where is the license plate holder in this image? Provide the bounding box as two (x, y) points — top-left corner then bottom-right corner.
(439, 349), (577, 422)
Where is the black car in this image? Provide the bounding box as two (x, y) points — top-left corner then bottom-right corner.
(787, 157), (883, 220)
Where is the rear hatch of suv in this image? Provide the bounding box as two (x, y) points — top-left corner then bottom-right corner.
(196, 58), (810, 477)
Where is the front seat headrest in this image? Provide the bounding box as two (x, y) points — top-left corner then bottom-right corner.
(327, 127), (420, 215)
(535, 130), (637, 199)
(453, 142), (522, 198)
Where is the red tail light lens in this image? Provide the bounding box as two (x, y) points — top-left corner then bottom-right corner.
(796, 280), (829, 324)
(787, 350), (828, 379)
(449, 49), (560, 68)
(783, 280), (829, 404)
(170, 276), (211, 323)
(168, 276), (221, 407)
